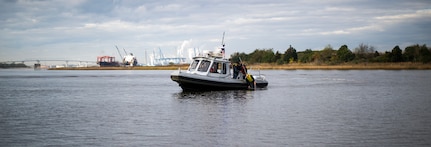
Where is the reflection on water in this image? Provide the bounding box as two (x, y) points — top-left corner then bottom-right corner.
(175, 90), (253, 99)
(171, 90), (258, 146)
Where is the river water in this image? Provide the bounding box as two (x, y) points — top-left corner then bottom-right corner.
(1, 69), (430, 146)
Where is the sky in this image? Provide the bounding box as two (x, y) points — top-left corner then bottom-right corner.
(1, 0), (430, 64)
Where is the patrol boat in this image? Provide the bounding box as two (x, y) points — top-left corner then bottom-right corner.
(170, 46), (268, 91)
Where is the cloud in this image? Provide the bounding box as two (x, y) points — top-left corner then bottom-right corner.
(348, 25), (384, 32)
(324, 6), (355, 12)
(375, 9), (431, 21)
(1, 0), (430, 62)
(320, 30), (350, 35)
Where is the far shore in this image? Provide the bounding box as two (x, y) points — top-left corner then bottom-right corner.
(48, 62), (431, 70)
(247, 62), (431, 70)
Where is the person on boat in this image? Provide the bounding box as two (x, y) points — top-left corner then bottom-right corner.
(246, 73), (256, 89)
(240, 63), (247, 79)
(232, 62), (240, 79)
(210, 63), (217, 73)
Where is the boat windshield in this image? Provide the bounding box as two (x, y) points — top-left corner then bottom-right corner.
(189, 60), (200, 71)
(197, 60), (211, 72)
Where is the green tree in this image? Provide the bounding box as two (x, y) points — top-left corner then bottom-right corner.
(298, 49), (314, 63)
(337, 45), (355, 62)
(418, 44), (431, 63)
(274, 51), (283, 64)
(262, 49), (275, 63)
(248, 49), (275, 63)
(312, 51), (322, 64)
(354, 43), (375, 62)
(374, 51), (380, 57)
(320, 45), (336, 63)
(283, 45), (298, 63)
(403, 44), (420, 62)
(374, 51), (391, 62)
(230, 52), (248, 63)
(391, 45), (403, 62)
(403, 44), (430, 63)
(235, 49), (275, 64)
(248, 49), (261, 63)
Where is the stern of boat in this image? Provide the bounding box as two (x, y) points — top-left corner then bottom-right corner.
(253, 75), (268, 88)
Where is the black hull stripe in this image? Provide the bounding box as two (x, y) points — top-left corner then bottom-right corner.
(171, 75), (268, 91)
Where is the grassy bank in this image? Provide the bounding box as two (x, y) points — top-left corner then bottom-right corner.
(248, 62), (431, 70)
(49, 62), (431, 70)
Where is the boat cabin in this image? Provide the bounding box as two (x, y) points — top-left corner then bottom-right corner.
(187, 52), (231, 78)
(171, 48), (268, 91)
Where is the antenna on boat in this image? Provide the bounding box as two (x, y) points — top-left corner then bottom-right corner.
(221, 32), (225, 47)
(221, 32), (226, 58)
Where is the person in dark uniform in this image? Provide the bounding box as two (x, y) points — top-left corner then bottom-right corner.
(246, 74), (256, 89)
(233, 63), (239, 79)
(240, 63), (247, 79)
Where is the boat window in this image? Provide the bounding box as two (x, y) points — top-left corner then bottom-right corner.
(218, 63), (223, 73)
(210, 62), (219, 73)
(209, 62), (228, 75)
(197, 60), (211, 72)
(222, 63), (227, 74)
(189, 60), (199, 71)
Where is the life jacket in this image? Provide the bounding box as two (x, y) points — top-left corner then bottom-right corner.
(246, 74), (254, 82)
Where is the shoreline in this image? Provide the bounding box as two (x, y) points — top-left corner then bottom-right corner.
(48, 62), (431, 70)
(48, 65), (190, 70)
(248, 63), (431, 70)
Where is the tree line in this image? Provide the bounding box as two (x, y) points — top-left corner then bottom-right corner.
(230, 44), (431, 64)
(0, 62), (29, 68)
